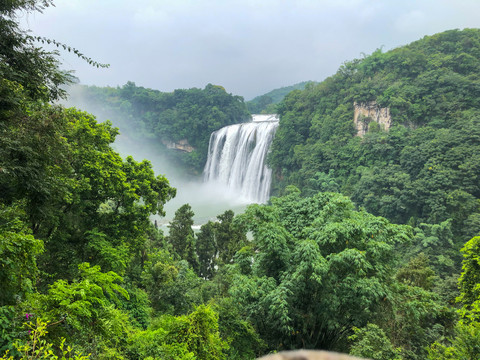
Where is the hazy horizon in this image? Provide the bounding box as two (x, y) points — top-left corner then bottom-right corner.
(20, 0), (480, 100)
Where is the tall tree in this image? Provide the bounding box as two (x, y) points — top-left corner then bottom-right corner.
(197, 221), (217, 279)
(196, 210), (247, 279)
(167, 204), (197, 269)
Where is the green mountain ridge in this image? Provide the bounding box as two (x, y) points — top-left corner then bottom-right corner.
(246, 81), (314, 113)
(268, 28), (480, 257)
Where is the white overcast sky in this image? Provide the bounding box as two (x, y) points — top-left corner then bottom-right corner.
(19, 0), (480, 100)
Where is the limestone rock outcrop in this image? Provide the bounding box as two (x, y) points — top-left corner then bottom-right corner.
(353, 101), (391, 137)
(161, 139), (194, 152)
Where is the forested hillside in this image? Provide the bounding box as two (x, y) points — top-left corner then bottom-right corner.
(69, 82), (250, 175)
(246, 81), (313, 114)
(2, 1), (480, 359)
(270, 28), (480, 275)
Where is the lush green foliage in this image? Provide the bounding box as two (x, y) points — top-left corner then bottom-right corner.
(349, 324), (401, 360)
(0, 318), (90, 360)
(2, 3), (480, 358)
(427, 236), (480, 360)
(0, 101), (176, 280)
(0, 0), (67, 103)
(0, 204), (43, 306)
(196, 210), (247, 279)
(127, 304), (227, 360)
(167, 204), (197, 264)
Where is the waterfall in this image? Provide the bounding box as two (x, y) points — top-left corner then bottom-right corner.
(203, 114), (279, 203)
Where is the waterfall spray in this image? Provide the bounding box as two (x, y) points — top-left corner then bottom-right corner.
(203, 115), (279, 203)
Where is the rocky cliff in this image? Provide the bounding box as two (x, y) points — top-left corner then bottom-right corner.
(161, 139), (194, 152)
(353, 101), (391, 136)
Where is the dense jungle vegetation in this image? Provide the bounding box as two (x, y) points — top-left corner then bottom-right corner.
(1, 1), (480, 359)
(68, 82), (250, 175)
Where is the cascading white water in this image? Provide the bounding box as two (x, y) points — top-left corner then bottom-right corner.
(203, 114), (279, 204)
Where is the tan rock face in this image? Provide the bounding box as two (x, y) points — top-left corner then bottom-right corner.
(161, 138), (194, 152)
(353, 101), (391, 137)
(258, 350), (367, 360)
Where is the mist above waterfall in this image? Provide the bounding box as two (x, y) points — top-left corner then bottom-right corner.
(112, 132), (252, 226)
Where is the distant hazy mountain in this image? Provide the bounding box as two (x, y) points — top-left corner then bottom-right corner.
(246, 81), (316, 113)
